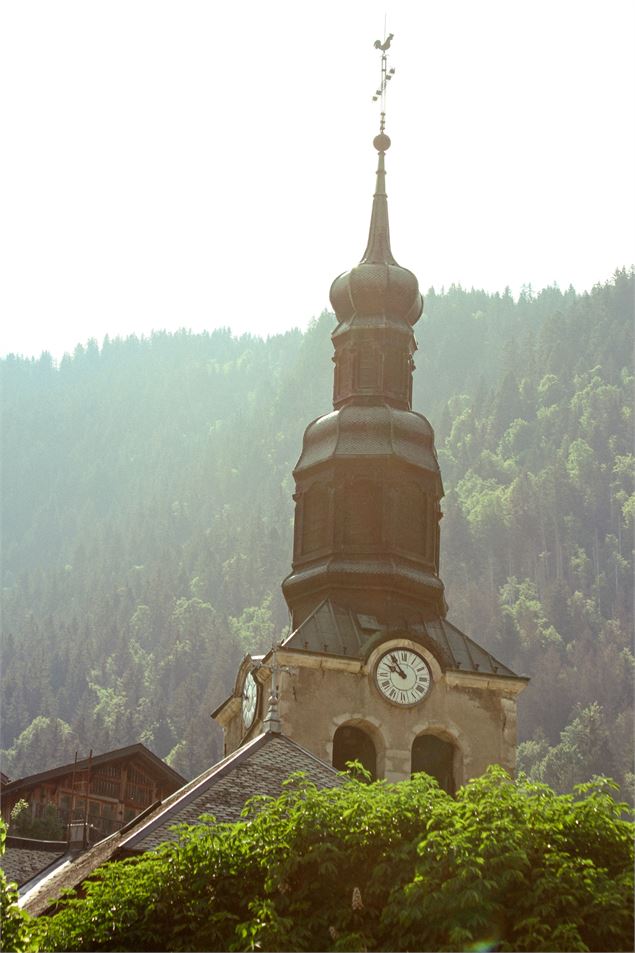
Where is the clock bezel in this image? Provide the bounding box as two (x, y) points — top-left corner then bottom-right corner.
(374, 646), (432, 708)
(241, 670), (258, 731)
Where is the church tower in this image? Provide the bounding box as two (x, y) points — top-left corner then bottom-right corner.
(281, 128), (444, 628)
(213, 38), (527, 788)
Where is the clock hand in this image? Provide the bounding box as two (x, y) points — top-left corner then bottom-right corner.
(389, 655), (408, 679)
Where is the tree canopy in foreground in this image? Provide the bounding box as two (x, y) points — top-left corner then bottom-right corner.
(25, 767), (634, 953)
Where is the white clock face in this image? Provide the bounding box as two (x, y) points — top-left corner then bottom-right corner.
(375, 648), (431, 706)
(242, 671), (258, 730)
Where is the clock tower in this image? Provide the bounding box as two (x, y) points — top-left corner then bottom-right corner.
(213, 39), (527, 789)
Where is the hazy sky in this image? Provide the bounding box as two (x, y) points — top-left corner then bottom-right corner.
(2, 0), (634, 360)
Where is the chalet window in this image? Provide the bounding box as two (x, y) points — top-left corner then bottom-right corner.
(127, 767), (150, 786)
(91, 773), (121, 799)
(126, 768), (153, 806)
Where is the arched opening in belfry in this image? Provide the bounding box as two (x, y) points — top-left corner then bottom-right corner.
(411, 734), (456, 795)
(332, 725), (377, 781)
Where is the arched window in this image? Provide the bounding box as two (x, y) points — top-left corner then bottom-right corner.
(302, 483), (329, 553)
(343, 480), (382, 546)
(411, 735), (456, 795)
(332, 725), (376, 781)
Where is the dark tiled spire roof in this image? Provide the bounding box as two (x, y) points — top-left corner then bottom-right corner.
(282, 599), (523, 679)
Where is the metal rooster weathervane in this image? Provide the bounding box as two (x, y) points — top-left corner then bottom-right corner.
(372, 31), (395, 134)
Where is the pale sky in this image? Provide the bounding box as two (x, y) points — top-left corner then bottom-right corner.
(1, 0), (634, 360)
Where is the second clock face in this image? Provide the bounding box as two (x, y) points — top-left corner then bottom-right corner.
(242, 671), (258, 730)
(375, 648), (431, 706)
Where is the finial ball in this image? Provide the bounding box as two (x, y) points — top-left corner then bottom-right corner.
(373, 132), (391, 152)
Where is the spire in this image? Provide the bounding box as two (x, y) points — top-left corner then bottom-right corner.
(360, 135), (395, 265)
(283, 31), (442, 630)
(329, 32), (422, 330)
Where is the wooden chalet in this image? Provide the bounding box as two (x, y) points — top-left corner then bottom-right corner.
(1, 744), (184, 843)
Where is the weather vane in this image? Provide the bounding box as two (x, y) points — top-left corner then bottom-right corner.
(372, 30), (395, 134)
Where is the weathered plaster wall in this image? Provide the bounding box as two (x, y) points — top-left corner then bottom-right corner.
(220, 642), (524, 783)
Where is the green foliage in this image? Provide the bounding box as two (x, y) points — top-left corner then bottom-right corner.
(229, 594), (277, 654)
(9, 800), (64, 841)
(0, 821), (39, 952)
(37, 768), (634, 952)
(1, 718), (79, 780)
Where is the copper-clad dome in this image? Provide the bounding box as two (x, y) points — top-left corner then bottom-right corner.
(329, 137), (423, 327)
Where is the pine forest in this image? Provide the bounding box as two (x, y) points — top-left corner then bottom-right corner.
(1, 269), (633, 799)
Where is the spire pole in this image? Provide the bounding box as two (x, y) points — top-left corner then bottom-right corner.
(362, 30), (396, 265)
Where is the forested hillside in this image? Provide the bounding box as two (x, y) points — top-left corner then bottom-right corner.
(2, 270), (633, 795)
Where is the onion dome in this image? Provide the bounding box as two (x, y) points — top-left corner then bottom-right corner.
(329, 133), (423, 327)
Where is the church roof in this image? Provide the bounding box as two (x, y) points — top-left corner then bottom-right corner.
(19, 731), (342, 917)
(122, 731), (342, 853)
(281, 599), (523, 679)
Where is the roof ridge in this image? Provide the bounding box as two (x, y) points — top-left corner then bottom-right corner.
(120, 732), (273, 850)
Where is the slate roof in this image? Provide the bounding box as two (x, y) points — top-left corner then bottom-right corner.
(19, 730), (343, 917)
(1, 838), (66, 887)
(123, 731), (342, 852)
(281, 599), (522, 678)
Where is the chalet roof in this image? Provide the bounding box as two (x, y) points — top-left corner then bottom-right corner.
(1, 837), (66, 888)
(19, 730), (343, 917)
(2, 743), (185, 796)
(281, 599), (523, 679)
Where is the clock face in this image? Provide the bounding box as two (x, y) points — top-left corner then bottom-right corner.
(242, 671), (258, 730)
(375, 648), (431, 706)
